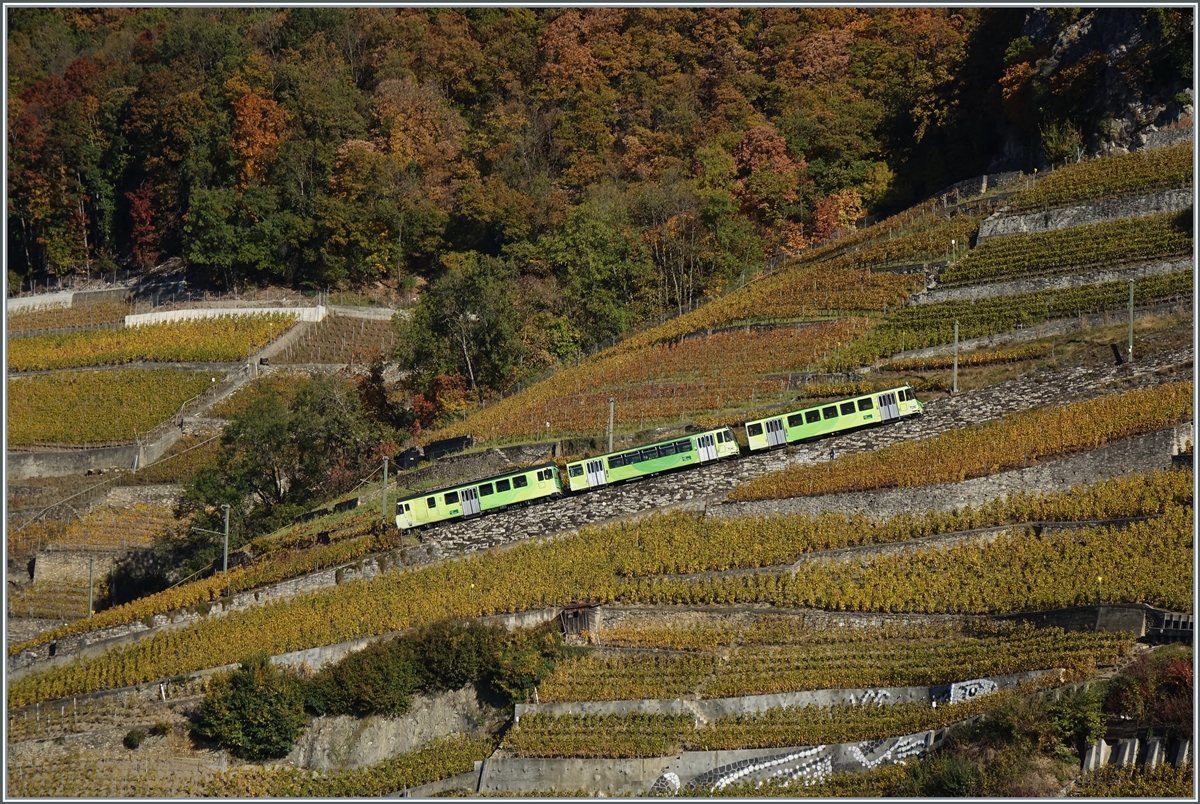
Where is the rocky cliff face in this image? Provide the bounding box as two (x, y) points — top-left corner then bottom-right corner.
(993, 7), (1192, 168)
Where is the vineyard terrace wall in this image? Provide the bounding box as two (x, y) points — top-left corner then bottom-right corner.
(513, 669), (1053, 724)
(976, 189), (1193, 242)
(917, 259), (1191, 304)
(123, 305), (327, 327)
(715, 423), (1192, 522)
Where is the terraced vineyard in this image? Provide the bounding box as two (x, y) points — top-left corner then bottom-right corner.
(272, 313), (398, 365)
(7, 300), (130, 334)
(939, 211), (1192, 287)
(8, 369), (216, 446)
(7, 313), (296, 371)
(825, 271), (1193, 369)
(505, 690), (1025, 758)
(430, 319), (867, 442)
(537, 623), (1130, 702)
(1004, 141), (1192, 212)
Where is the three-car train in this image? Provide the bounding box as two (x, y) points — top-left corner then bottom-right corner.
(394, 383), (924, 531)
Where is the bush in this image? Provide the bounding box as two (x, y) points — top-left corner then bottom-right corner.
(192, 653), (309, 761)
(309, 620), (567, 718)
(308, 639), (423, 717)
(123, 728), (146, 750)
(1104, 644), (1193, 740)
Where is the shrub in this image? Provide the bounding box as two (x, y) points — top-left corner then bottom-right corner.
(123, 728), (146, 750)
(192, 653), (309, 761)
(308, 639), (422, 717)
(1104, 644), (1194, 740)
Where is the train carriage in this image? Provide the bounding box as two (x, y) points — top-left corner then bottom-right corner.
(744, 384), (923, 452)
(395, 462), (563, 531)
(564, 426), (740, 493)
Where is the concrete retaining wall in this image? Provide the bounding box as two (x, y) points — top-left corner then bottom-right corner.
(714, 425), (1191, 522)
(917, 258), (1191, 304)
(976, 189), (1193, 242)
(480, 728), (946, 795)
(7, 291), (74, 312)
(479, 756), (673, 796)
(124, 306), (325, 327)
(7, 419), (187, 482)
(287, 685), (484, 770)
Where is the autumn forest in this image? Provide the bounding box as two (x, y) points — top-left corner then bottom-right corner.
(7, 7), (1192, 392)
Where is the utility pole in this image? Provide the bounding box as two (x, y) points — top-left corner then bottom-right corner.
(1128, 279), (1134, 363)
(608, 398), (615, 452)
(952, 321), (959, 395)
(87, 557), (94, 617)
(381, 456), (389, 527)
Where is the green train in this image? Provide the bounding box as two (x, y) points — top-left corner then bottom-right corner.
(744, 383), (924, 452)
(396, 385), (922, 531)
(564, 426), (741, 493)
(394, 463), (563, 531)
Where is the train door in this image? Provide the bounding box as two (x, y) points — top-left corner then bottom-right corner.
(461, 486), (481, 516)
(878, 391), (900, 422)
(697, 434), (718, 462)
(765, 417), (786, 447)
(585, 458), (607, 488)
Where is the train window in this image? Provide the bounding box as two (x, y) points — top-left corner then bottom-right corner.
(823, 406), (838, 419)
(858, 398), (873, 411)
(496, 479), (511, 492)
(805, 410), (821, 424)
(513, 475), (528, 488)
(608, 455), (625, 469)
(404, 503), (411, 512)
(659, 444), (675, 457)
(677, 440), (691, 452)
(569, 464), (583, 477)
(747, 423), (763, 436)
(444, 491), (459, 505)
(714, 431), (723, 443)
(840, 402), (856, 415)
(787, 414), (803, 428)
(479, 483), (494, 496)
(427, 497), (437, 508)
(905, 389), (915, 401)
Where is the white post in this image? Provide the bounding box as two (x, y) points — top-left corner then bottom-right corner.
(952, 321), (959, 395)
(1128, 279), (1134, 363)
(381, 456), (389, 526)
(608, 398), (615, 452)
(221, 504), (230, 574)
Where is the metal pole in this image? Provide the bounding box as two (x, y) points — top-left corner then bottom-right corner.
(952, 321), (959, 395)
(381, 456), (389, 526)
(1128, 279), (1134, 363)
(88, 557), (94, 617)
(221, 504), (230, 574)
(608, 398), (615, 452)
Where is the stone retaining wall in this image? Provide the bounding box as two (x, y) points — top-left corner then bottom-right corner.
(976, 189), (1192, 242)
(916, 258), (1191, 304)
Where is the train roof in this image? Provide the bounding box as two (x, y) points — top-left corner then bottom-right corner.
(565, 424), (734, 466)
(395, 461), (560, 504)
(744, 383), (914, 425)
